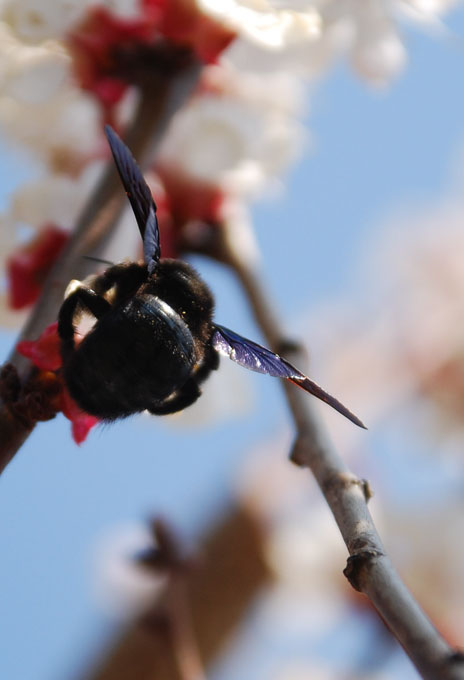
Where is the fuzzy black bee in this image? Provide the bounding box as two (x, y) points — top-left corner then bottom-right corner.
(57, 125), (365, 428)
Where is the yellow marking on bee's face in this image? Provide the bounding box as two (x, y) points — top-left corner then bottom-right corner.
(64, 279), (83, 299)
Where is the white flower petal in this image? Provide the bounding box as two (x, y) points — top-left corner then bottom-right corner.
(159, 67), (306, 197)
(351, 18), (407, 86)
(0, 23), (70, 103)
(3, 42), (70, 104)
(1, 0), (89, 42)
(199, 0), (321, 47)
(0, 86), (101, 168)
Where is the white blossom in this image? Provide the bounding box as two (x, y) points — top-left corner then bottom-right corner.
(380, 501), (464, 631)
(311, 200), (464, 441)
(348, 0), (407, 86)
(0, 0), (140, 43)
(223, 0), (458, 83)
(199, 0), (321, 48)
(158, 68), (306, 198)
(10, 160), (104, 230)
(398, 0), (461, 19)
(0, 22), (69, 104)
(0, 86), (101, 171)
(0, 1), (89, 43)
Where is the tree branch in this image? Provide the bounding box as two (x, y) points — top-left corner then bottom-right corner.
(221, 235), (464, 680)
(0, 56), (202, 475)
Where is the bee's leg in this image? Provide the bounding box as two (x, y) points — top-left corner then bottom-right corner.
(90, 263), (147, 302)
(58, 286), (111, 352)
(148, 379), (201, 416)
(194, 345), (219, 384)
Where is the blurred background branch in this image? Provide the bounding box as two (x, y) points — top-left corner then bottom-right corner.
(80, 506), (269, 680)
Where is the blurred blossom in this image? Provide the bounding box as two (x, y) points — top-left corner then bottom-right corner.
(224, 0), (458, 83)
(0, 87), (101, 171)
(220, 196), (261, 265)
(10, 161), (104, 230)
(1, 0), (88, 42)
(93, 524), (168, 620)
(198, 0), (321, 48)
(158, 66), (306, 197)
(348, 0), (407, 86)
(379, 211), (464, 435)
(398, 0), (461, 21)
(266, 505), (346, 595)
(237, 440), (346, 595)
(380, 500), (464, 639)
(0, 22), (69, 103)
(200, 63), (306, 117)
(315, 205), (464, 439)
(0, 0), (145, 43)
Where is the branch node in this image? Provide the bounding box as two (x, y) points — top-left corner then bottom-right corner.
(0, 363), (60, 428)
(448, 650), (464, 665)
(356, 477), (374, 502)
(289, 434), (317, 467)
(344, 549), (385, 592)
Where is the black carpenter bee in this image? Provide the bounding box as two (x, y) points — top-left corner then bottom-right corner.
(57, 125), (365, 428)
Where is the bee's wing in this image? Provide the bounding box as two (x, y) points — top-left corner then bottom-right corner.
(105, 125), (160, 275)
(211, 324), (366, 429)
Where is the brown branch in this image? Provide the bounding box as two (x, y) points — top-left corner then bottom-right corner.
(0, 56), (202, 475)
(220, 235), (464, 680)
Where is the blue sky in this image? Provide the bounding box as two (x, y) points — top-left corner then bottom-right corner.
(1, 9), (464, 679)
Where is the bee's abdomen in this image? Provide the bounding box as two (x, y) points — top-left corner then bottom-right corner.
(64, 295), (195, 420)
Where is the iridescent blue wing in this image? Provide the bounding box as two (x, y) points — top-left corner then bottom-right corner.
(105, 125), (160, 275)
(212, 324), (366, 429)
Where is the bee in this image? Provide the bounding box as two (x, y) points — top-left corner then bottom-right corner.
(57, 125), (365, 428)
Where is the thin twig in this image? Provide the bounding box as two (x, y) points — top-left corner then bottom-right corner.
(222, 236), (464, 680)
(0, 57), (202, 474)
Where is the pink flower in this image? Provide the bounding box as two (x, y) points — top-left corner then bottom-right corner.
(17, 321), (62, 371)
(68, 3), (235, 117)
(59, 386), (99, 445)
(17, 321), (100, 444)
(142, 0), (236, 63)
